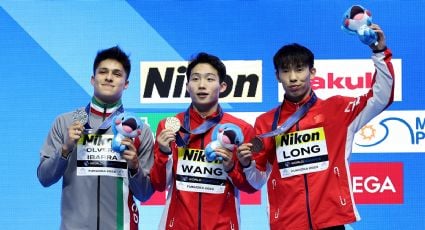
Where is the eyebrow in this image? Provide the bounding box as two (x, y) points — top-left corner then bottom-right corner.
(97, 67), (124, 73)
(190, 73), (218, 76)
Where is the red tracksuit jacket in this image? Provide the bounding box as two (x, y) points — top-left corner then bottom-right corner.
(151, 107), (256, 229)
(242, 49), (394, 230)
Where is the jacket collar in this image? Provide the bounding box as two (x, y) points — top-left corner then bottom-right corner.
(90, 97), (122, 116)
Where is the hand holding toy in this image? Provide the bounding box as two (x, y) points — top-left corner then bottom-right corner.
(205, 123), (244, 162)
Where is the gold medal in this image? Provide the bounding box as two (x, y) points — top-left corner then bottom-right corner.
(165, 117), (181, 133)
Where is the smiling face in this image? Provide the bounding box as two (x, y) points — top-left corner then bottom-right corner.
(276, 64), (316, 102)
(186, 63), (227, 116)
(91, 59), (129, 104)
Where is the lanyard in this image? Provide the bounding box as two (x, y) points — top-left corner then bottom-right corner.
(83, 103), (124, 134)
(260, 91), (317, 138)
(175, 105), (224, 147)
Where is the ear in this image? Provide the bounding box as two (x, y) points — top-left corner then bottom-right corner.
(275, 71), (282, 83)
(219, 81), (227, 93)
(124, 80), (129, 90)
(90, 75), (95, 86)
(310, 68), (316, 79)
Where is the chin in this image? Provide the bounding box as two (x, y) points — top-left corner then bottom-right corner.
(99, 95), (120, 103)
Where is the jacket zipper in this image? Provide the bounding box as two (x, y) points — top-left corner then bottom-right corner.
(198, 133), (205, 230)
(334, 167), (347, 206)
(295, 110), (314, 230)
(272, 179), (279, 219)
(97, 177), (100, 230)
(303, 174), (313, 230)
(168, 218), (174, 228)
(198, 193), (202, 230)
(230, 220), (235, 230)
(97, 105), (107, 230)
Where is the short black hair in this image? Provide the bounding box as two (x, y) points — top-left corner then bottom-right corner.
(273, 43), (314, 71)
(93, 46), (131, 79)
(186, 52), (226, 83)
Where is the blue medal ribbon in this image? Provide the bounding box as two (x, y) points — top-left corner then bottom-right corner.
(175, 105), (224, 147)
(250, 91), (317, 153)
(260, 91), (317, 138)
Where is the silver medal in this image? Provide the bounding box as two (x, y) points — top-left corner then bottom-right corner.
(73, 108), (88, 125)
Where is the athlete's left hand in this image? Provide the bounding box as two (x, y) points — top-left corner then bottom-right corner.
(214, 147), (235, 172)
(120, 137), (139, 170)
(237, 143), (253, 167)
(369, 23), (386, 51)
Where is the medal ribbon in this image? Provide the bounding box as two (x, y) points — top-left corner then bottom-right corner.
(259, 91), (317, 138)
(83, 103), (124, 133)
(175, 105), (224, 147)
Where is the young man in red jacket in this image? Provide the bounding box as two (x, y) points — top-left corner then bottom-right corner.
(150, 52), (256, 229)
(237, 24), (394, 229)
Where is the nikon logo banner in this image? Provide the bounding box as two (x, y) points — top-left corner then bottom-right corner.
(140, 61), (262, 103)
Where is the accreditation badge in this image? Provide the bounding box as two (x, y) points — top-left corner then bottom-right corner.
(275, 127), (329, 178)
(76, 134), (128, 177)
(175, 147), (227, 194)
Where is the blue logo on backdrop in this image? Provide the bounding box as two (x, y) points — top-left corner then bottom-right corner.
(355, 116), (425, 147)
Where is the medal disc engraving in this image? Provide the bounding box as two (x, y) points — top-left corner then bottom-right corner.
(165, 117), (181, 133)
(73, 109), (88, 125)
(250, 136), (264, 153)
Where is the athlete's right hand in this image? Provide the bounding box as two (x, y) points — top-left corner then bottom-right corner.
(157, 129), (176, 154)
(62, 121), (84, 156)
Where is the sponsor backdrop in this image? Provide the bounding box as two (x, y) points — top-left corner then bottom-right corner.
(0, 1), (424, 229)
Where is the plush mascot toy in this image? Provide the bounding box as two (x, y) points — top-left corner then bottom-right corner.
(111, 112), (143, 154)
(341, 5), (378, 46)
(205, 123), (244, 162)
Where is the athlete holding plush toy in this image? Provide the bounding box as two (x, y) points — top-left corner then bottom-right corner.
(151, 52), (256, 230)
(37, 46), (154, 230)
(205, 123), (245, 162)
(237, 6), (394, 230)
(111, 112), (143, 154)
